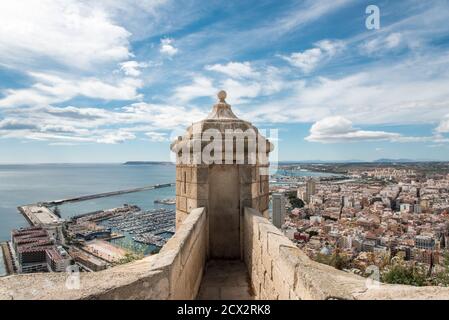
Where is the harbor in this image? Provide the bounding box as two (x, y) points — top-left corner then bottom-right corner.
(103, 208), (175, 247)
(9, 180), (177, 274)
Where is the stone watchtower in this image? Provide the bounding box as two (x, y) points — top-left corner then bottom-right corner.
(171, 91), (273, 259)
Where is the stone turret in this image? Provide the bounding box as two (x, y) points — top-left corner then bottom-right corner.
(171, 91), (273, 259)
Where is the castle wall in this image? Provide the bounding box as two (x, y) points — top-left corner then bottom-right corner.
(243, 207), (449, 300)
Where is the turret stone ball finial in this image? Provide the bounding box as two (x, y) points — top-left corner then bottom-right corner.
(217, 90), (227, 102)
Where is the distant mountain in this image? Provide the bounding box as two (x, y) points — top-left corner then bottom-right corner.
(373, 158), (440, 163)
(279, 160), (365, 164)
(123, 161), (174, 165)
(279, 159), (444, 164)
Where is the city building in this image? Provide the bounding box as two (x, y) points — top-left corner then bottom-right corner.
(415, 235), (435, 250)
(305, 178), (316, 203)
(11, 226), (72, 273)
(46, 246), (71, 272)
(11, 227), (53, 273)
(272, 193), (286, 228)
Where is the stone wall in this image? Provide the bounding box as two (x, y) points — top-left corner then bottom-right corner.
(0, 207), (207, 300)
(243, 207), (449, 300)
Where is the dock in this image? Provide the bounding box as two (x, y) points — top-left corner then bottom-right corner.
(18, 205), (63, 226)
(42, 183), (175, 206)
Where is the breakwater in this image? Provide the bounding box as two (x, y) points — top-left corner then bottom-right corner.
(42, 183), (175, 206)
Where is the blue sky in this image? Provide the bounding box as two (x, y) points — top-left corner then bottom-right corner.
(1, 0), (449, 163)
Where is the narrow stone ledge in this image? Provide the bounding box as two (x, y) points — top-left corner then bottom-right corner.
(354, 284), (449, 300)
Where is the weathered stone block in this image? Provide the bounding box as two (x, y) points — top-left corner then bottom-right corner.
(182, 167), (192, 183)
(191, 166), (208, 184)
(177, 196), (187, 211)
(176, 181), (182, 196)
(176, 167), (183, 181)
(239, 166), (256, 184)
(267, 232), (295, 260)
(251, 182), (261, 197)
(262, 180), (269, 194)
(277, 246), (300, 287)
(251, 197), (260, 210)
(240, 183), (252, 199)
(187, 198), (208, 212)
(195, 183), (209, 200)
(176, 210), (188, 227)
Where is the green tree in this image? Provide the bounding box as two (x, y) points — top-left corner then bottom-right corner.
(433, 252), (449, 286)
(329, 250), (351, 270)
(315, 249), (351, 270)
(285, 191), (305, 208)
(382, 255), (428, 286)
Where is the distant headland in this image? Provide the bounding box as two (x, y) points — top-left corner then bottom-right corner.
(123, 161), (174, 165)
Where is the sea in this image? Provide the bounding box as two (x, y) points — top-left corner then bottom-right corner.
(0, 163), (176, 241)
(0, 163), (336, 274)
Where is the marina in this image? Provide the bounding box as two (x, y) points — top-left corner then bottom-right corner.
(154, 198), (176, 205)
(72, 204), (141, 223)
(104, 208), (175, 247)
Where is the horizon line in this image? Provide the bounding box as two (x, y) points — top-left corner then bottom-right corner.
(0, 159), (447, 165)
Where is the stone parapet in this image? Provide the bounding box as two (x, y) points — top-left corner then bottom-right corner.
(243, 207), (449, 300)
(0, 207), (207, 300)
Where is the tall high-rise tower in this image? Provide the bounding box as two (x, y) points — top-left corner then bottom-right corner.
(305, 178), (316, 203)
(272, 193), (286, 228)
(170, 91), (273, 259)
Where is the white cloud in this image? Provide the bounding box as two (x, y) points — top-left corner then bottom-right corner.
(0, 101), (207, 144)
(360, 32), (403, 55)
(0, 0), (132, 70)
(205, 62), (259, 79)
(243, 51), (449, 126)
(279, 40), (344, 73)
(173, 76), (217, 103)
(97, 130), (136, 144)
(174, 65), (286, 104)
(160, 38), (178, 57)
(220, 79), (261, 103)
(304, 116), (448, 144)
(145, 131), (168, 142)
(219, 73), (285, 104)
(119, 60), (149, 77)
(305, 116), (402, 143)
(437, 116), (449, 133)
(0, 72), (143, 108)
(0, 1), (155, 118)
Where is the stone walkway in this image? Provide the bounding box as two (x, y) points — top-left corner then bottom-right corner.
(197, 260), (254, 300)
